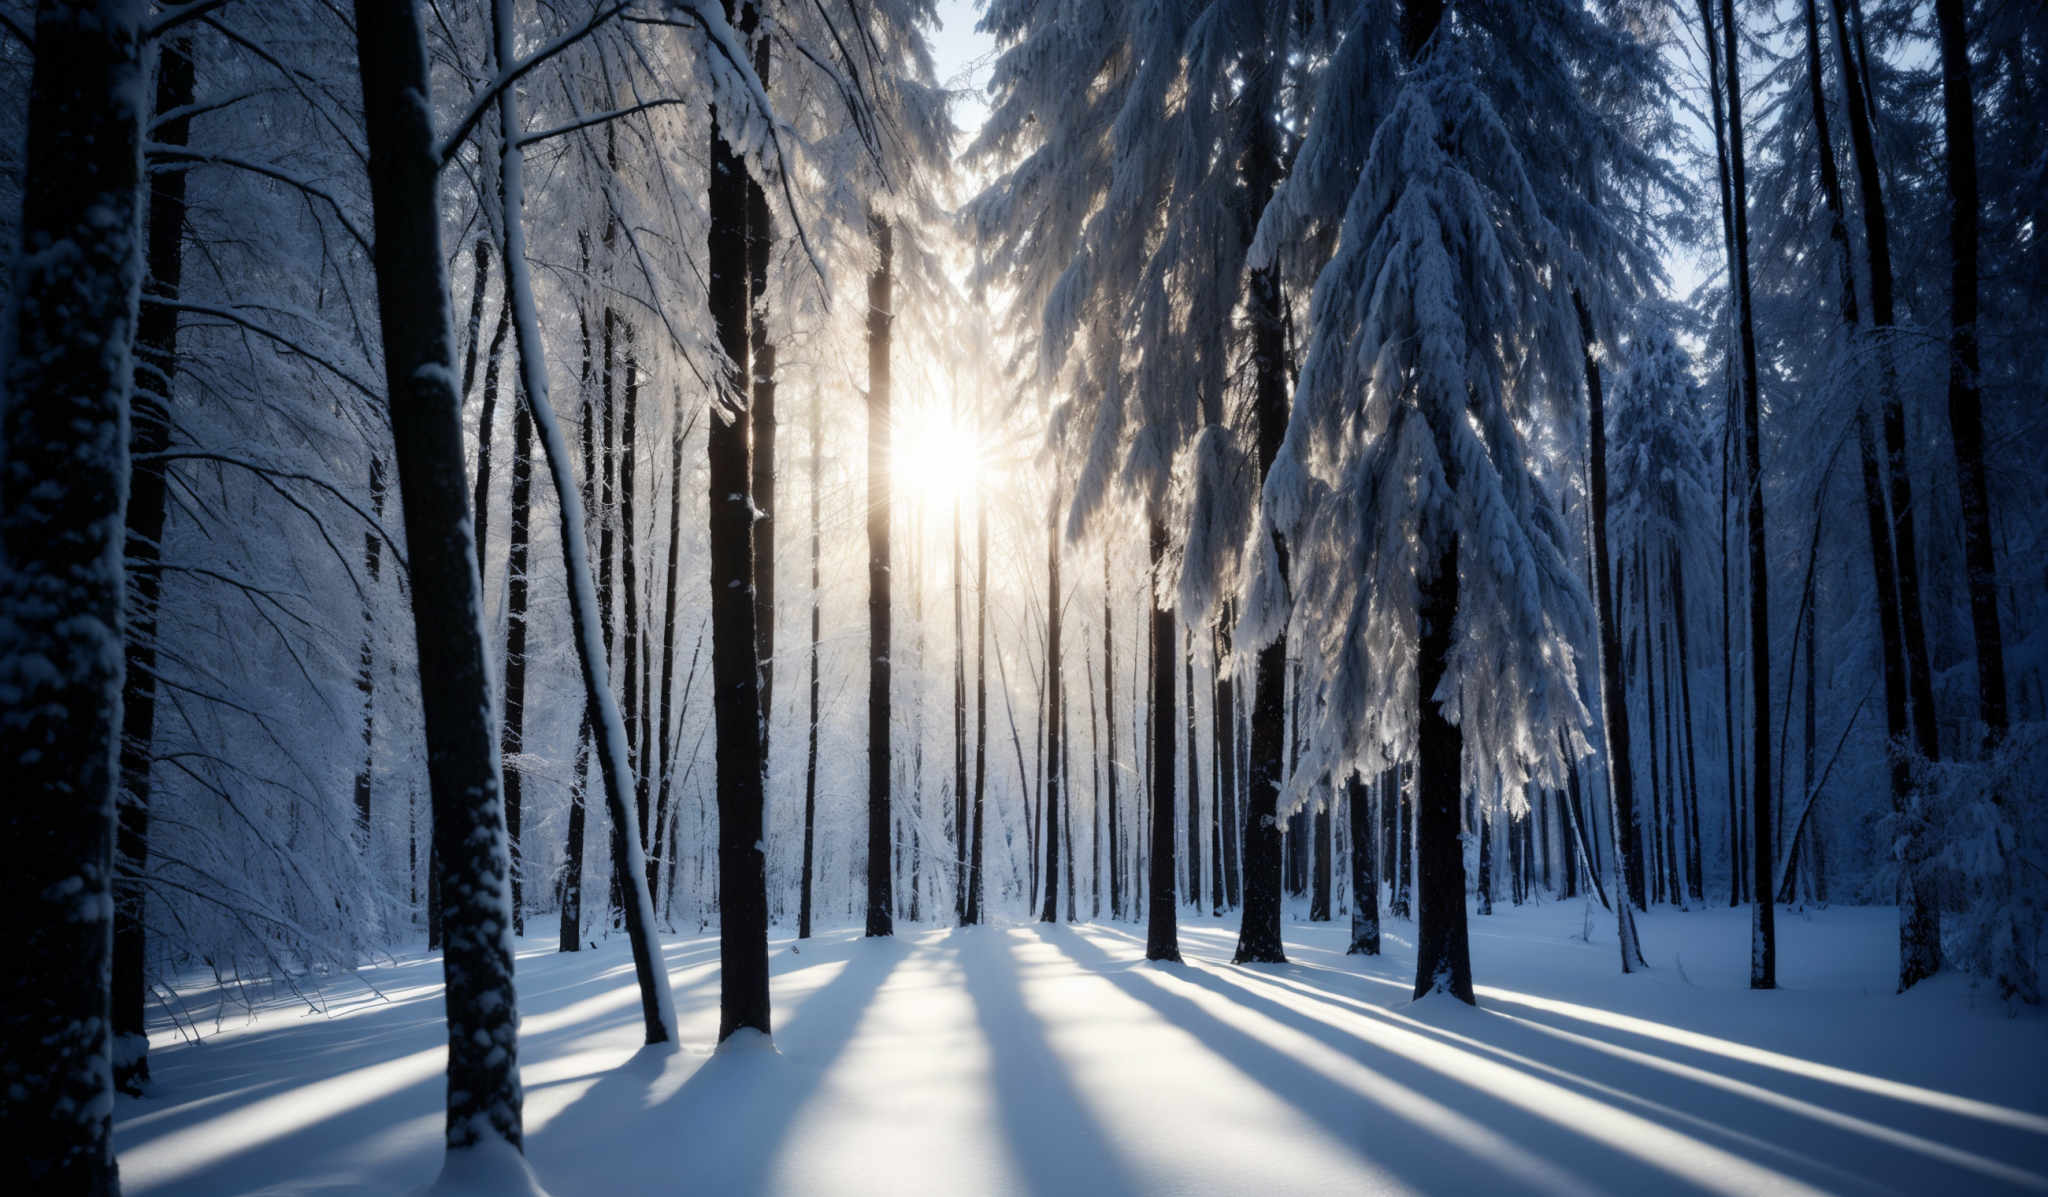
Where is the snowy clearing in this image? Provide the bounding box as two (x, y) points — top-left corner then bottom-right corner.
(118, 903), (2047, 1196)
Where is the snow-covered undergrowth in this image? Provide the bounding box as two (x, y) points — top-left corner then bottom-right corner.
(117, 903), (2047, 1195)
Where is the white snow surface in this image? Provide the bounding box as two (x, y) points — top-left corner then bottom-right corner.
(117, 903), (2047, 1195)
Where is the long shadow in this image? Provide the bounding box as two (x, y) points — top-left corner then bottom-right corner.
(1183, 957), (1895, 1193)
(1262, 952), (2048, 1185)
(116, 936), (729, 1194)
(1142, 934), (2048, 1196)
(1049, 924), (1731, 1194)
(952, 928), (1146, 1196)
(528, 933), (907, 1196)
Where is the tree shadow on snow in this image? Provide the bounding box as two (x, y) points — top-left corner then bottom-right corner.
(952, 927), (1146, 1196)
(527, 932), (907, 1195)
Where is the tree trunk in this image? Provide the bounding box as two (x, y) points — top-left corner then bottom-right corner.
(1184, 629), (1201, 909)
(1935, 0), (2031, 1003)
(1145, 512), (1182, 961)
(471, 297), (509, 581)
(1215, 619), (1240, 911)
(1477, 802), (1494, 916)
(1670, 549), (1705, 903)
(1413, 539), (1474, 1003)
(356, 0), (523, 1152)
(1347, 774), (1381, 954)
(1722, 0), (1776, 990)
(801, 380), (823, 936)
(492, 0), (673, 1043)
(1311, 795), (1333, 922)
(502, 391), (533, 937)
(707, 7), (772, 1034)
(954, 482), (968, 922)
(114, 27), (194, 1097)
(651, 391), (691, 908)
(866, 210), (895, 938)
(621, 335), (646, 857)
(1041, 483), (1064, 922)
(967, 484), (989, 925)
(0, 2), (145, 1186)
(745, 10), (779, 770)
(1933, 0), (2004, 744)
(1580, 295), (1646, 915)
(1103, 542), (1121, 920)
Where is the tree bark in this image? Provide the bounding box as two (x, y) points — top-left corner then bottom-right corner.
(492, 0), (673, 1042)
(114, 27), (195, 1097)
(1935, 0), (2030, 1003)
(501, 386), (533, 936)
(801, 381), (823, 935)
(866, 210), (895, 938)
(966, 480), (989, 925)
(744, 9), (779, 773)
(356, 0), (523, 1150)
(1041, 484), (1064, 923)
(0, 2), (145, 1186)
(1103, 542), (1121, 919)
(707, 5), (772, 1034)
(1722, 0), (1776, 990)
(1145, 512), (1181, 961)
(1347, 774), (1381, 954)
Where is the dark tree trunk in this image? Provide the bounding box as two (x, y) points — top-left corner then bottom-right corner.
(1042, 486), (1063, 923)
(1934, 0), (2005, 746)
(966, 484), (989, 925)
(866, 210), (895, 938)
(114, 28), (195, 1097)
(471, 297), (509, 580)
(0, 3), (145, 1186)
(744, 12), (778, 770)
(1103, 543), (1121, 920)
(356, 0), (522, 1150)
(621, 336), (646, 855)
(708, 20), (772, 1035)
(651, 391), (691, 909)
(561, 293), (598, 955)
(1145, 513), (1182, 961)
(599, 305), (621, 927)
(1347, 774), (1381, 954)
(1184, 629), (1201, 909)
(1722, 0), (1776, 989)
(501, 367), (535, 934)
(801, 384), (823, 936)
(1580, 295), (1646, 914)
(1830, 0), (1940, 780)
(1670, 549), (1705, 903)
(1215, 619), (1239, 911)
(1393, 772), (1413, 919)
(1413, 538), (1474, 1004)
(954, 484), (968, 922)
(1935, 0), (2030, 1003)
(1697, 0), (1745, 911)
(1640, 546), (1667, 904)
(1311, 796), (1333, 921)
(1477, 803), (1494, 916)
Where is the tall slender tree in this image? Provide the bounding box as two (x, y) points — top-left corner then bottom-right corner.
(866, 210), (895, 939)
(356, 0), (525, 1163)
(707, 0), (772, 1037)
(113, 27), (195, 1096)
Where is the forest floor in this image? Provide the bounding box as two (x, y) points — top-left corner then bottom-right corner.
(116, 900), (2048, 1195)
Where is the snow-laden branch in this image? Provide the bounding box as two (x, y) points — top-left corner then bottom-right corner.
(436, 1), (632, 168)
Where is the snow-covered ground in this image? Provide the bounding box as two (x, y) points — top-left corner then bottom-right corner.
(117, 901), (2048, 1195)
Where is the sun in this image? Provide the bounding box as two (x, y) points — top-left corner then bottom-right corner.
(896, 408), (983, 509)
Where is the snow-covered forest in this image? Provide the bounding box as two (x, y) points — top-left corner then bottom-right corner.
(0, 0), (2043, 1192)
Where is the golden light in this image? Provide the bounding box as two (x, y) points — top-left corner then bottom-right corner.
(895, 407), (984, 509)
